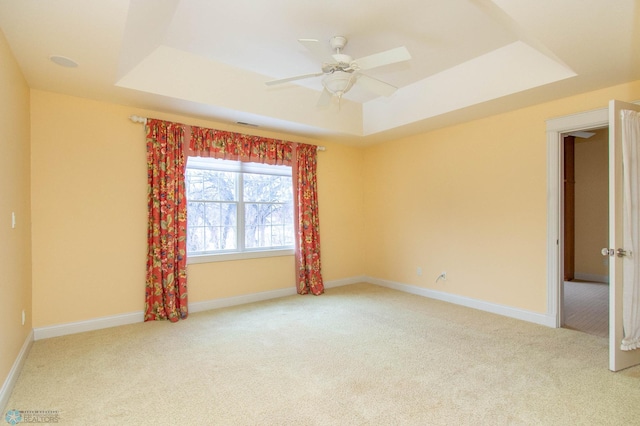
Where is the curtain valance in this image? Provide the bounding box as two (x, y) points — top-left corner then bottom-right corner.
(189, 126), (293, 166)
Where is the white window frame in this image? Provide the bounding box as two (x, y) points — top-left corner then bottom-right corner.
(186, 157), (295, 264)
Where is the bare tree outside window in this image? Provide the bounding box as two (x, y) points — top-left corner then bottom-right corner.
(244, 173), (294, 249)
(185, 159), (293, 256)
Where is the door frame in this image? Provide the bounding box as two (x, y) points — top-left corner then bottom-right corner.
(546, 107), (609, 327)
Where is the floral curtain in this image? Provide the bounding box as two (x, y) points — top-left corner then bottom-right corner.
(189, 127), (324, 295)
(190, 126), (292, 165)
(293, 144), (324, 295)
(145, 119), (189, 322)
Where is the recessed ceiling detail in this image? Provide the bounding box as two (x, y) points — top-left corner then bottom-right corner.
(1, 0), (638, 144)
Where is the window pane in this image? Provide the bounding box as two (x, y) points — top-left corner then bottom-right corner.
(215, 171), (237, 202)
(204, 226), (220, 251)
(221, 226), (237, 250)
(244, 174), (292, 202)
(245, 202), (292, 249)
(186, 169), (237, 201)
(284, 224), (294, 245)
(187, 226), (206, 253)
(187, 201), (204, 227)
(220, 203), (237, 250)
(186, 170), (205, 200)
(221, 203), (237, 227)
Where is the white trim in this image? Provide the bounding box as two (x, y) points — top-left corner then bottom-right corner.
(0, 330), (33, 413)
(547, 124), (563, 327)
(187, 156), (292, 176)
(34, 311), (144, 340)
(187, 249), (294, 264)
(546, 106), (610, 328)
(367, 276), (557, 327)
(545, 108), (609, 132)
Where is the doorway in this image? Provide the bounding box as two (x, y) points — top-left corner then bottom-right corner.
(562, 128), (609, 337)
(548, 100), (640, 371)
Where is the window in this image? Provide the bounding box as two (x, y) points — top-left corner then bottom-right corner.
(185, 157), (294, 262)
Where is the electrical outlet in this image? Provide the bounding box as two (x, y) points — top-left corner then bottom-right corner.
(416, 267), (423, 276)
(12, 212), (16, 229)
(21, 310), (25, 326)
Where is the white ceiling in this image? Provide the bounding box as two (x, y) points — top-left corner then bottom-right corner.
(0, 0), (638, 144)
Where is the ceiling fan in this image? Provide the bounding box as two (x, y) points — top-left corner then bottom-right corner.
(265, 36), (411, 106)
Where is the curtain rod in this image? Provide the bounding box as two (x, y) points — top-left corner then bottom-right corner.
(129, 115), (326, 151)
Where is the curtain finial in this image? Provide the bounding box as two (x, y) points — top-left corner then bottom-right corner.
(130, 115), (147, 125)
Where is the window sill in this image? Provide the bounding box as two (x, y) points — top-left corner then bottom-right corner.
(187, 249), (295, 264)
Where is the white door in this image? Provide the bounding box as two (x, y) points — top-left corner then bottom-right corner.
(608, 99), (640, 371)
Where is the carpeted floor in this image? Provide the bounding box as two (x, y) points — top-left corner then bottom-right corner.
(5, 283), (640, 425)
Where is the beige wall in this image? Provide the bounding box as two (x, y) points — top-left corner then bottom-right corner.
(8, 20), (640, 386)
(363, 81), (640, 313)
(0, 31), (32, 393)
(30, 91), (365, 327)
(574, 128), (609, 281)
(30, 92), (148, 327)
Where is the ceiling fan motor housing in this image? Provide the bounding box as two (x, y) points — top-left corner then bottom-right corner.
(333, 53), (354, 67)
(330, 36), (347, 51)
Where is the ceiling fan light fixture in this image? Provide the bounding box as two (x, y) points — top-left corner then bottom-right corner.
(322, 71), (355, 97)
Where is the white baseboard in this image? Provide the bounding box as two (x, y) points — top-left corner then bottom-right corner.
(573, 273), (609, 284)
(366, 276), (557, 327)
(0, 330), (33, 413)
(34, 311), (144, 340)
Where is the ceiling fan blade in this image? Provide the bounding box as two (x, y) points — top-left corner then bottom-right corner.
(317, 88), (332, 107)
(298, 38), (334, 64)
(354, 46), (411, 71)
(265, 72), (324, 86)
(356, 73), (398, 97)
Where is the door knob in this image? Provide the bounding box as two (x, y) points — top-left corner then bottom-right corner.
(616, 248), (629, 258)
(602, 248), (631, 257)
(602, 248), (614, 256)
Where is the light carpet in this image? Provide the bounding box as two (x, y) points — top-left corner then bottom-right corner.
(5, 283), (640, 425)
